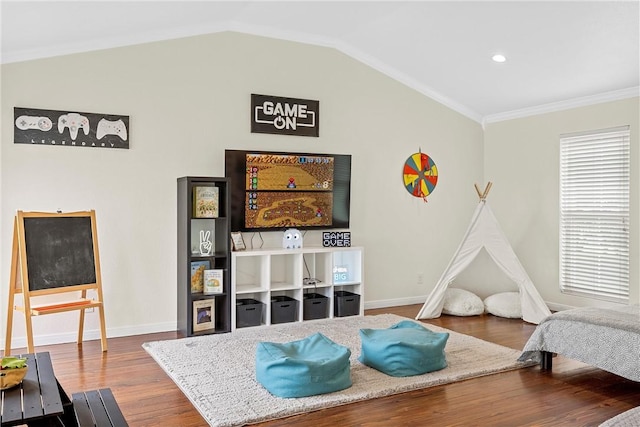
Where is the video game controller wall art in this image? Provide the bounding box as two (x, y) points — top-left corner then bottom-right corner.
(14, 107), (129, 149)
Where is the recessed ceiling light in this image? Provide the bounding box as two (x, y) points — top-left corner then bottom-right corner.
(492, 54), (507, 63)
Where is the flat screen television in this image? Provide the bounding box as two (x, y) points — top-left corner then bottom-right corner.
(225, 149), (351, 232)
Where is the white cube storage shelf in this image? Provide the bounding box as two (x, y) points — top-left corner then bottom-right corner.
(231, 246), (364, 330)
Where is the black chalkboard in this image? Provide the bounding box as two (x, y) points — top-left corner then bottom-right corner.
(23, 216), (97, 291)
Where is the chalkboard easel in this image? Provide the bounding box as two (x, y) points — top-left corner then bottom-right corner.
(4, 210), (108, 354)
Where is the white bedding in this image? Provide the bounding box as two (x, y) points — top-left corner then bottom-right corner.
(518, 305), (640, 382)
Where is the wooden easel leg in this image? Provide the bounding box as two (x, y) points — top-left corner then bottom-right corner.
(98, 305), (108, 352)
(5, 222), (20, 356)
(77, 290), (107, 352)
(78, 290), (87, 345)
(21, 272), (36, 353)
(21, 284), (35, 353)
(89, 211), (108, 352)
(24, 312), (35, 354)
(4, 289), (15, 356)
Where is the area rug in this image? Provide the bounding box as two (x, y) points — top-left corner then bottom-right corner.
(143, 314), (534, 426)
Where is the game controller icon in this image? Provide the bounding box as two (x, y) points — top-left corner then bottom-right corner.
(96, 118), (127, 141)
(15, 115), (53, 131)
(57, 113), (90, 140)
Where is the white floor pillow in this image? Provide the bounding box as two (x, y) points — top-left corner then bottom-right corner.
(484, 292), (521, 318)
(441, 288), (484, 316)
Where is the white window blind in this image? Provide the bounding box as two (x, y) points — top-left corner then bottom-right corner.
(560, 126), (630, 302)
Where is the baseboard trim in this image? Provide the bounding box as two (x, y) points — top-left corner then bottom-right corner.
(5, 321), (177, 350)
(366, 296), (576, 316)
(364, 296), (428, 310)
(546, 302), (576, 312)
(6, 298), (576, 348)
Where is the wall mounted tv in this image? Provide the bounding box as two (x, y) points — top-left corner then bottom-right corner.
(225, 149), (351, 232)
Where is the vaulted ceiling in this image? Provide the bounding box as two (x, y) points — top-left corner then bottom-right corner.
(2, 1), (638, 123)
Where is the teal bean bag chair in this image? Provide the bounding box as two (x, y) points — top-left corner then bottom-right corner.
(256, 332), (352, 398)
(359, 320), (449, 377)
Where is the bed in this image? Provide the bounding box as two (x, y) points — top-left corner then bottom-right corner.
(518, 305), (640, 382)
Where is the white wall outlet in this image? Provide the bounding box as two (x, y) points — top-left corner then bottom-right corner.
(417, 273), (424, 284)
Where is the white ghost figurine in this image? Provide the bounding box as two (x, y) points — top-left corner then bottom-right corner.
(282, 228), (303, 249)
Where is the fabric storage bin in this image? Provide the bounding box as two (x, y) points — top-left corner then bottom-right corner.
(303, 293), (329, 320)
(334, 291), (360, 317)
(271, 296), (298, 324)
(237, 299), (264, 327)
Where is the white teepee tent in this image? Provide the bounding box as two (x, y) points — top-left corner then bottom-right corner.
(416, 184), (551, 324)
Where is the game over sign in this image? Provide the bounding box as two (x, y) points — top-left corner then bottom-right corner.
(323, 231), (351, 247)
(251, 94), (319, 137)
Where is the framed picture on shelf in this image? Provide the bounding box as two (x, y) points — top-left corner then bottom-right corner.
(231, 232), (246, 251)
(193, 299), (215, 332)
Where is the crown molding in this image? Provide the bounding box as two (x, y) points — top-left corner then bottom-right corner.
(3, 21), (634, 127)
(0, 20), (232, 64)
(1, 21), (484, 124)
(222, 23), (485, 123)
(482, 87), (640, 127)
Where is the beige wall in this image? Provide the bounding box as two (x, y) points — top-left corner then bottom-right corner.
(1, 32), (483, 346)
(2, 31), (636, 347)
(482, 98), (640, 308)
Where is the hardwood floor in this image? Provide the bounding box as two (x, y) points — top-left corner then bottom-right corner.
(4, 304), (639, 426)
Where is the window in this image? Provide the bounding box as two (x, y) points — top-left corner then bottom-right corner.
(559, 126), (630, 302)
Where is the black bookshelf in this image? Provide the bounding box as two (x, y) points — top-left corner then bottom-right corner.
(177, 176), (231, 336)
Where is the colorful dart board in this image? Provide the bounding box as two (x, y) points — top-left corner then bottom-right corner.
(403, 151), (438, 201)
